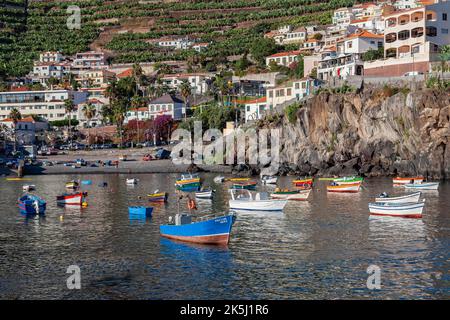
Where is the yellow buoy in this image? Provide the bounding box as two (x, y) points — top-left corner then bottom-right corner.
(82, 202), (88, 207)
(59, 215), (64, 222)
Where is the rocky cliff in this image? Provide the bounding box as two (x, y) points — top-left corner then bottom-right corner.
(258, 87), (450, 179)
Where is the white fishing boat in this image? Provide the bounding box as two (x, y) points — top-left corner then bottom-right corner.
(368, 200), (425, 218)
(22, 185), (36, 192)
(195, 189), (215, 199)
(213, 176), (225, 183)
(229, 190), (287, 212)
(270, 189), (311, 201)
(375, 192), (421, 203)
(261, 175), (278, 185)
(404, 182), (439, 190)
(126, 178), (139, 185)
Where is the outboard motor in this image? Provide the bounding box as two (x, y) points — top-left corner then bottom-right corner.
(379, 192), (388, 198)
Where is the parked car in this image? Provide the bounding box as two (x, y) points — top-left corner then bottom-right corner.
(404, 71), (424, 77)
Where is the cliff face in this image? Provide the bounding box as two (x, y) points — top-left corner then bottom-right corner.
(272, 87), (450, 179)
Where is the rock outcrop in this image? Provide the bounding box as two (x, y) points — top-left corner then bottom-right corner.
(260, 87), (450, 179)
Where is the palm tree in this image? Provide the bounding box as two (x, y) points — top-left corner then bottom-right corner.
(64, 99), (75, 143)
(132, 63), (144, 95)
(179, 80), (191, 120)
(82, 103), (97, 146)
(9, 108), (21, 152)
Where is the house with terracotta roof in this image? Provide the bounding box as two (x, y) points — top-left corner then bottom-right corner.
(76, 98), (105, 127)
(265, 50), (302, 67)
(336, 30), (384, 56)
(0, 116), (48, 145)
(115, 68), (133, 79)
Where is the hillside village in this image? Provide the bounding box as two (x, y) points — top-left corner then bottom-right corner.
(0, 0), (449, 153)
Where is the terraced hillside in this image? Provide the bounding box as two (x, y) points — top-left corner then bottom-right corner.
(0, 0), (367, 78)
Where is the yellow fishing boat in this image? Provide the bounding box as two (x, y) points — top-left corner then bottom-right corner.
(228, 177), (250, 182)
(6, 178), (32, 181)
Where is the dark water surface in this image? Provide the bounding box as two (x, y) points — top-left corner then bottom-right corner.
(0, 174), (448, 299)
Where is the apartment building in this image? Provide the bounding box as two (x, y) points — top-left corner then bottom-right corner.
(71, 51), (108, 74)
(333, 7), (355, 26)
(365, 0), (450, 76)
(39, 52), (64, 63)
(265, 77), (319, 110)
(0, 89), (88, 122)
(125, 107), (150, 123)
(0, 116), (49, 145)
(30, 62), (71, 85)
(76, 69), (116, 88)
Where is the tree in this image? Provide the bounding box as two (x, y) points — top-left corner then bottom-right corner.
(250, 37), (277, 66)
(438, 45), (450, 82)
(179, 80), (192, 121)
(9, 108), (21, 152)
(82, 103), (97, 145)
(362, 47), (384, 62)
(64, 99), (75, 143)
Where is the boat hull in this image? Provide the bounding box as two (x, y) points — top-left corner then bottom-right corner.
(327, 183), (361, 193)
(195, 190), (214, 199)
(271, 189), (311, 200)
(368, 202), (424, 218)
(160, 215), (234, 245)
(404, 183), (439, 190)
(375, 192), (421, 203)
(148, 193), (168, 202)
(292, 178), (313, 188)
(231, 183), (257, 190)
(393, 177), (424, 185)
(56, 193), (84, 205)
(229, 199), (287, 211)
(18, 195), (46, 215)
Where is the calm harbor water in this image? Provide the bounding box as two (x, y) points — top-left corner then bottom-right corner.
(0, 174), (448, 299)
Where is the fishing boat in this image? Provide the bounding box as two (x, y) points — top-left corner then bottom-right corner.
(22, 185), (36, 192)
(292, 177), (313, 189)
(271, 189), (311, 201)
(231, 181), (257, 190)
(6, 178), (32, 181)
(195, 189), (215, 199)
(213, 175), (225, 183)
(393, 176), (424, 186)
(333, 176), (364, 185)
(148, 191), (168, 203)
(18, 194), (46, 215)
(175, 173), (201, 189)
(261, 175), (278, 185)
(229, 189), (287, 212)
(126, 178), (139, 185)
(228, 177), (250, 182)
(65, 180), (79, 189)
(160, 213), (236, 245)
(56, 192), (87, 206)
(368, 200), (425, 218)
(404, 182), (439, 190)
(128, 206), (153, 217)
(327, 182), (361, 193)
(375, 192), (421, 203)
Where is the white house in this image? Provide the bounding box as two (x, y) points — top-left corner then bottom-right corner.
(76, 98), (105, 127)
(160, 73), (213, 95)
(39, 52), (64, 63)
(125, 107), (150, 123)
(157, 37), (193, 50)
(265, 50), (302, 67)
(71, 51), (107, 74)
(244, 97), (268, 122)
(332, 7), (355, 26)
(30, 62), (71, 85)
(0, 116), (49, 145)
(148, 94), (185, 120)
(336, 30), (384, 57)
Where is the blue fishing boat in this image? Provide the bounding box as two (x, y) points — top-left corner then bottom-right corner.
(176, 183), (201, 192)
(160, 213), (236, 245)
(81, 180), (92, 185)
(128, 206), (153, 217)
(18, 194), (46, 215)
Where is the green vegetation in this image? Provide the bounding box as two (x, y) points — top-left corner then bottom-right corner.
(0, 0), (370, 77)
(285, 102), (302, 123)
(361, 47), (384, 62)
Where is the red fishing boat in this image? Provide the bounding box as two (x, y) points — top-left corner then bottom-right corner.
(56, 192), (87, 206)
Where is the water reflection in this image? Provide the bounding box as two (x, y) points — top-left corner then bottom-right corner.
(0, 174), (448, 299)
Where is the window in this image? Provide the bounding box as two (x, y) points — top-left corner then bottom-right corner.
(286, 88), (292, 96)
(246, 106), (250, 112)
(442, 29), (449, 34)
(426, 26), (437, 37)
(347, 41), (352, 48)
(295, 83), (300, 89)
(398, 30), (410, 40)
(443, 13), (448, 21)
